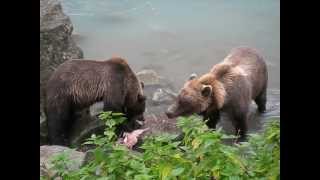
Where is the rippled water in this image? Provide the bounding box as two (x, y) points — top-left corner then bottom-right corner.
(61, 0), (280, 133)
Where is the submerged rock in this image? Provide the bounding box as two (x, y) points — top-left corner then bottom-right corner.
(40, 0), (84, 144)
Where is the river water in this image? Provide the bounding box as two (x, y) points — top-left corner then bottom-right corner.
(61, 0), (280, 134)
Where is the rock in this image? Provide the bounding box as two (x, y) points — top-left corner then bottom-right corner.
(136, 69), (179, 136)
(136, 69), (176, 100)
(40, 145), (85, 178)
(40, 0), (83, 143)
(152, 88), (177, 105)
(136, 69), (161, 86)
(136, 69), (176, 90)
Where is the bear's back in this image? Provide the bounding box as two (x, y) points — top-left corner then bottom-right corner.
(59, 57), (129, 72)
(208, 47), (268, 101)
(46, 57), (134, 105)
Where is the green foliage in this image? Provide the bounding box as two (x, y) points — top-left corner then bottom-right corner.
(42, 112), (280, 180)
(84, 111), (127, 146)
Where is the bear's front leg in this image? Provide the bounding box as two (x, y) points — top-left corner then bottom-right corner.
(206, 111), (220, 129)
(47, 107), (71, 146)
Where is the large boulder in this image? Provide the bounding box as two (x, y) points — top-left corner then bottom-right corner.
(40, 145), (85, 179)
(40, 0), (83, 144)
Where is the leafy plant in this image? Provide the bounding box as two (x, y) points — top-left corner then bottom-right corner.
(42, 112), (280, 180)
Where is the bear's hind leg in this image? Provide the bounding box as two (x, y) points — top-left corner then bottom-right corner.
(47, 104), (71, 146)
(231, 110), (249, 142)
(255, 88), (267, 113)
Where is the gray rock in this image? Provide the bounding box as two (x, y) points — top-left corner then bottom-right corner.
(152, 88), (177, 105)
(40, 0), (83, 143)
(136, 69), (176, 109)
(40, 145), (85, 178)
(136, 69), (161, 86)
(136, 69), (176, 90)
(137, 69), (161, 86)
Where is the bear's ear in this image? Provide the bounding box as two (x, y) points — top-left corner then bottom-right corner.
(140, 82), (144, 89)
(201, 85), (212, 97)
(189, 73), (198, 80)
(138, 94), (146, 102)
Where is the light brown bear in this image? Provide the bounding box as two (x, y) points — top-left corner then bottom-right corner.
(166, 47), (268, 141)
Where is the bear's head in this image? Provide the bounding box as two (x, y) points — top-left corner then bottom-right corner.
(166, 73), (225, 119)
(126, 82), (147, 129)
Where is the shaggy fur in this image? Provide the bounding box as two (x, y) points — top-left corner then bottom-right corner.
(166, 47), (268, 141)
(45, 57), (146, 145)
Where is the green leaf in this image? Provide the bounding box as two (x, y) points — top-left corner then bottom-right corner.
(82, 141), (94, 145)
(171, 167), (185, 176)
(105, 120), (116, 128)
(229, 176), (241, 180)
(93, 148), (105, 163)
(134, 174), (152, 180)
(111, 112), (124, 116)
(191, 138), (201, 150)
(80, 175), (90, 180)
(159, 164), (172, 179)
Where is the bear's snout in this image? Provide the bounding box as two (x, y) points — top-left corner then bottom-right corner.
(166, 103), (180, 118)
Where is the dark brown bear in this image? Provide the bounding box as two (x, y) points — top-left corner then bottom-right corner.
(166, 47), (268, 141)
(45, 57), (146, 145)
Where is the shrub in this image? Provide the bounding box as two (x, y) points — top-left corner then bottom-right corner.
(42, 112), (280, 180)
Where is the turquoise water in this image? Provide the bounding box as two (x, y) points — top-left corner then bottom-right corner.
(61, 0), (280, 90)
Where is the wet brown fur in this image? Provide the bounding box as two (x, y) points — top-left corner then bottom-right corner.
(45, 57), (146, 145)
